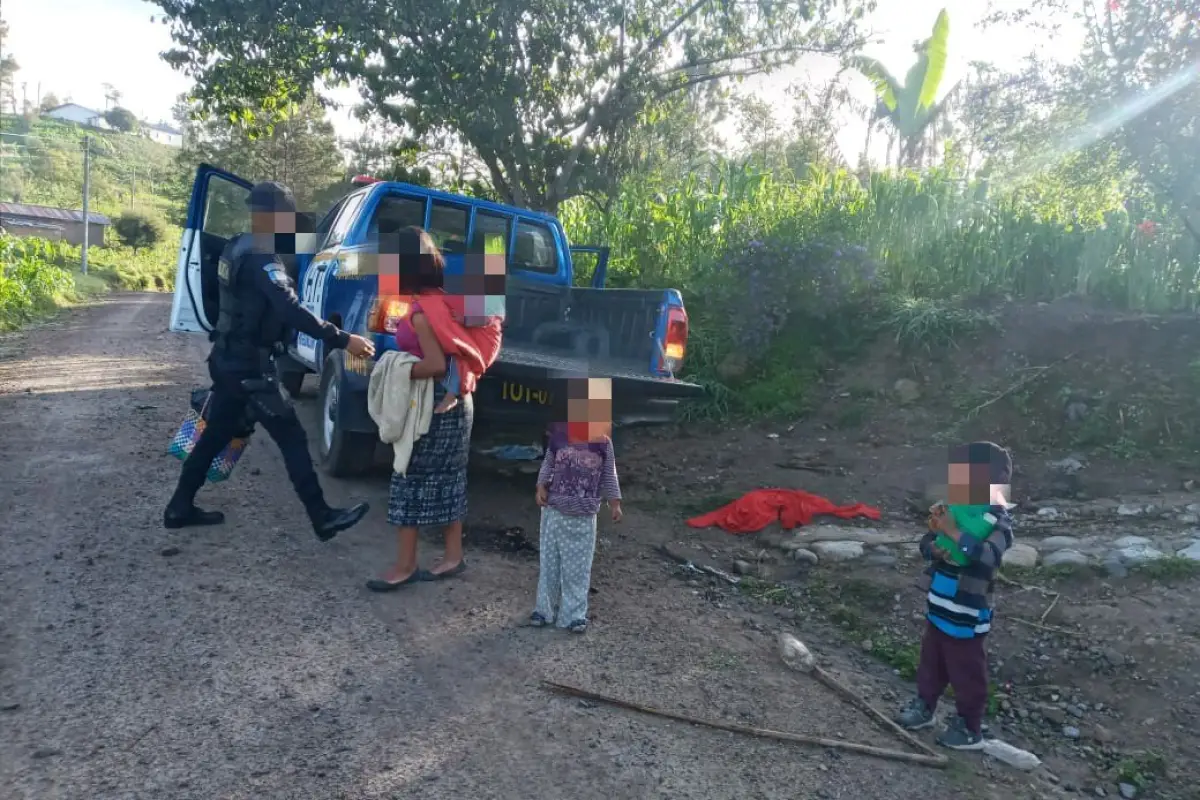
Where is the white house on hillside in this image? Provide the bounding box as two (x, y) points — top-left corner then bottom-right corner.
(142, 121), (183, 147)
(40, 103), (111, 130)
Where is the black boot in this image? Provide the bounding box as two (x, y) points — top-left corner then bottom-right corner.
(164, 505), (226, 529)
(310, 502), (370, 542)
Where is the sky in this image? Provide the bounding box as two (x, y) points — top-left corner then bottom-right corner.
(3, 0), (1082, 158)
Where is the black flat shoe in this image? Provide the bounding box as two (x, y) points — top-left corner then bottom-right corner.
(163, 506), (225, 529)
(365, 570), (428, 593)
(312, 502), (369, 542)
(421, 561), (467, 580)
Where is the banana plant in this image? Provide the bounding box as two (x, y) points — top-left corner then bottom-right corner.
(851, 9), (952, 169)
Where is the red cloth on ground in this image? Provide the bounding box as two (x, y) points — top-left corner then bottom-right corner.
(417, 293), (502, 395)
(686, 488), (881, 534)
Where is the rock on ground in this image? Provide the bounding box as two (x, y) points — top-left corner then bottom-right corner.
(1112, 535), (1153, 549)
(812, 541), (866, 562)
(1043, 549), (1091, 568)
(1004, 543), (1039, 569)
(893, 378), (921, 405)
(1113, 544), (1166, 565)
(791, 548), (820, 565)
(1036, 536), (1082, 552)
(1177, 541), (1200, 561)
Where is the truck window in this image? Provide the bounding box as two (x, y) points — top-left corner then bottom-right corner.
(315, 197), (346, 248)
(512, 220), (557, 274)
(368, 194), (426, 240)
(429, 201), (469, 255)
(202, 175), (250, 239)
(471, 211), (510, 255)
(325, 192), (365, 248)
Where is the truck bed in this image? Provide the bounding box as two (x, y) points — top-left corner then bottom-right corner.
(491, 279), (700, 397)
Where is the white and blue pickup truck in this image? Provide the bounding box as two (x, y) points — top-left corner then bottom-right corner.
(169, 165), (703, 476)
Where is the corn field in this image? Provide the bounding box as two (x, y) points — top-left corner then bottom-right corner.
(562, 162), (1196, 311)
(0, 234), (78, 330)
(560, 161), (1200, 417)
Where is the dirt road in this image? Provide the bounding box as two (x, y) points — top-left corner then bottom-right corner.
(0, 295), (973, 800)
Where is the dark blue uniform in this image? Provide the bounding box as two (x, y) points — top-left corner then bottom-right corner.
(165, 183), (368, 540)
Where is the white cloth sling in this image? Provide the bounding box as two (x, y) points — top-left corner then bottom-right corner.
(366, 350), (434, 475)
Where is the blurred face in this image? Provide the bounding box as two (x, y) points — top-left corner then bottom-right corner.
(564, 377), (613, 442)
(455, 253), (507, 323)
(946, 461), (1008, 505)
(250, 210), (319, 261)
(251, 210), (297, 234)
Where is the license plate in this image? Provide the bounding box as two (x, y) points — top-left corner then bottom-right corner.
(500, 381), (552, 405)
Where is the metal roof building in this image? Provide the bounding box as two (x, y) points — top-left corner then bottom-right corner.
(0, 203), (111, 246)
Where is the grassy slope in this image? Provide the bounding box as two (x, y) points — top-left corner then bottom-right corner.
(1, 116), (186, 326)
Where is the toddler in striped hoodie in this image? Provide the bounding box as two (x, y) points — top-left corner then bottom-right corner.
(896, 441), (1015, 750)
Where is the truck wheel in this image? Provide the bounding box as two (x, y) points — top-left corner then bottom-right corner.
(280, 370), (306, 398)
(317, 351), (375, 477)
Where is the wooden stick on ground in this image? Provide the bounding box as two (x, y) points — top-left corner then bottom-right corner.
(809, 665), (943, 760)
(541, 680), (948, 769)
(998, 572), (1059, 597)
(966, 352), (1076, 419)
(1039, 592), (1061, 623)
(1009, 616), (1083, 636)
(656, 543), (741, 585)
(776, 633), (944, 762)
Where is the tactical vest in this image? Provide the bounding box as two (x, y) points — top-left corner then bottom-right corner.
(215, 233), (253, 339)
(214, 234), (287, 353)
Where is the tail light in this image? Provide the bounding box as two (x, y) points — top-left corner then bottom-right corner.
(368, 295), (411, 334)
(660, 306), (688, 375)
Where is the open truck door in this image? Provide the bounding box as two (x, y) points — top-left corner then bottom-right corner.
(168, 164), (254, 334)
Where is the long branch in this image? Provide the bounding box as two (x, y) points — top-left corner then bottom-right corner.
(655, 45), (825, 76)
(560, 0), (713, 129)
(656, 68), (764, 97)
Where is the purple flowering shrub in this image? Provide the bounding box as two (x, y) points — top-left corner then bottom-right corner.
(725, 230), (880, 354)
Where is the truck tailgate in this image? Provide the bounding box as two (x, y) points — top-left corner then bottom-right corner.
(498, 280), (701, 397)
(493, 343), (702, 398)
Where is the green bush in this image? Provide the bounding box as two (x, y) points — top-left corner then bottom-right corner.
(113, 211), (167, 252)
(0, 234), (78, 329)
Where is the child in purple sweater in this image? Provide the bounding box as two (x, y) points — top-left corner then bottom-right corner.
(530, 392), (623, 633)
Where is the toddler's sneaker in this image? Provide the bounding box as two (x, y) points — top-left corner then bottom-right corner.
(566, 619), (588, 634)
(936, 715), (985, 751)
(528, 612), (549, 628)
(896, 697), (935, 730)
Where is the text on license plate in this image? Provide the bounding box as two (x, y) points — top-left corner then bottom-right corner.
(501, 382), (552, 405)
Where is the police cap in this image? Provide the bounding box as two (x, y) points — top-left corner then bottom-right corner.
(246, 181), (297, 213)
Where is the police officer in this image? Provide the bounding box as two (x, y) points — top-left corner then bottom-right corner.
(164, 181), (376, 542)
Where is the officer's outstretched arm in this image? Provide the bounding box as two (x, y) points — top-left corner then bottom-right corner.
(253, 259), (351, 349)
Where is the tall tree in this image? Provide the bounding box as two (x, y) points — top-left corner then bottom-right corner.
(789, 76), (862, 170)
(105, 107), (139, 132)
(176, 96), (346, 212)
(0, 14), (19, 116)
(736, 95), (782, 168)
(102, 83), (123, 110)
(152, 0), (872, 211)
(604, 88), (727, 185)
(986, 0), (1200, 241)
(850, 8), (953, 168)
